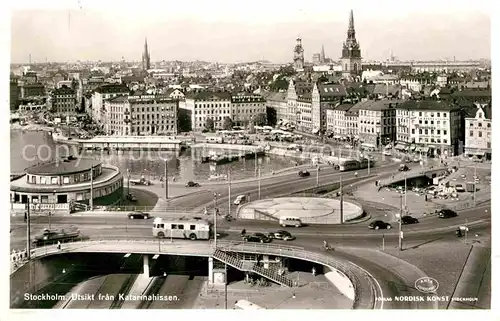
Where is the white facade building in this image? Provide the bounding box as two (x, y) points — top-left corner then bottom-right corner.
(464, 105), (491, 159)
(395, 99), (463, 156)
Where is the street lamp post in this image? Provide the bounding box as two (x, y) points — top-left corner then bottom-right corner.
(316, 166), (320, 187)
(339, 176), (344, 224)
(26, 198), (31, 260)
(213, 192), (218, 248)
(164, 160), (169, 200)
(258, 167), (261, 200)
(227, 169), (231, 216)
(473, 164), (477, 207)
(399, 195), (403, 251)
(127, 169), (130, 196)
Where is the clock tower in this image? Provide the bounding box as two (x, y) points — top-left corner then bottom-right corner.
(340, 10), (362, 78)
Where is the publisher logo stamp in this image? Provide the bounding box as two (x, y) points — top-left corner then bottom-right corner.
(415, 277), (439, 293)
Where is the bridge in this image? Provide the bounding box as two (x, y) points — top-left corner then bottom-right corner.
(14, 239), (381, 309)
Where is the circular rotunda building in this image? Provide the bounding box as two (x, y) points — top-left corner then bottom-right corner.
(10, 156), (123, 214)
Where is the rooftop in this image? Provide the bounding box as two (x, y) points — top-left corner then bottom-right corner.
(317, 84), (347, 97)
(95, 84), (130, 94)
(186, 91), (232, 101)
(25, 157), (102, 175)
(397, 99), (462, 112)
(351, 99), (402, 112)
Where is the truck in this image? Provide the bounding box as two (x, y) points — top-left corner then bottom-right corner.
(32, 228), (81, 246)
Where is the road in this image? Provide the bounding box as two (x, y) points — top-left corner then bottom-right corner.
(10, 160), (491, 309)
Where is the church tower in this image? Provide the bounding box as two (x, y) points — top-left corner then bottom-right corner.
(142, 38), (151, 71)
(293, 37), (305, 71)
(320, 45), (326, 63)
(340, 10), (362, 78)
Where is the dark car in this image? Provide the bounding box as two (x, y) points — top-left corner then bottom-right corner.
(268, 230), (295, 241)
(398, 164), (410, 171)
(128, 211), (151, 219)
(298, 170), (310, 177)
(368, 220), (392, 230)
(243, 233), (271, 243)
(437, 209), (458, 219)
(401, 215), (419, 224)
(185, 181), (200, 187)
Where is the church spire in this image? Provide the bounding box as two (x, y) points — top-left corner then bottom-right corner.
(142, 37), (151, 71)
(349, 9), (354, 31)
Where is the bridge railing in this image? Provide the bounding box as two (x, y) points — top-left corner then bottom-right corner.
(16, 238), (374, 308)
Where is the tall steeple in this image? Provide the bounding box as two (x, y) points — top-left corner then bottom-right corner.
(320, 45), (326, 63)
(340, 10), (362, 78)
(142, 38), (151, 71)
(349, 9), (354, 31)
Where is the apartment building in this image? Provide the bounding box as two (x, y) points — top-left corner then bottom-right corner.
(312, 83), (347, 133)
(351, 99), (399, 148)
(325, 104), (357, 137)
(231, 93), (266, 126)
(395, 99), (463, 156)
(50, 85), (77, 115)
(464, 105), (491, 159)
(183, 91), (232, 131)
(104, 94), (178, 136)
(264, 92), (287, 124)
(90, 84), (130, 125)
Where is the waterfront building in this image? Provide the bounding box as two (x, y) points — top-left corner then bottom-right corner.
(90, 84), (130, 126)
(231, 93), (266, 126)
(311, 83), (347, 133)
(340, 10), (362, 78)
(395, 99), (463, 156)
(104, 94), (178, 136)
(183, 91), (232, 131)
(326, 103), (357, 137)
(10, 156), (123, 215)
(263, 92), (287, 125)
(464, 104), (491, 159)
(20, 82), (45, 99)
(10, 77), (20, 111)
(50, 85), (76, 115)
(352, 99), (399, 148)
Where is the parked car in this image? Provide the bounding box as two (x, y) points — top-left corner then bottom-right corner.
(368, 220), (392, 230)
(437, 209), (458, 219)
(268, 230), (295, 241)
(455, 184), (466, 192)
(298, 170), (310, 177)
(128, 211), (151, 219)
(382, 150), (392, 156)
(126, 194), (138, 202)
(185, 181), (200, 187)
(243, 233), (271, 243)
(401, 215), (419, 224)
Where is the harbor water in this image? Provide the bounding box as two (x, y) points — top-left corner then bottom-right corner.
(10, 130), (309, 181)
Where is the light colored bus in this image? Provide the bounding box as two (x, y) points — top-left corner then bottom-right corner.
(234, 299), (265, 310)
(152, 218), (211, 240)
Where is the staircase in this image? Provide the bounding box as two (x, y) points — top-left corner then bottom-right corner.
(212, 249), (295, 287)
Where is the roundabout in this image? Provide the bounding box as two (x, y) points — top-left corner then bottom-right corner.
(238, 197), (364, 224)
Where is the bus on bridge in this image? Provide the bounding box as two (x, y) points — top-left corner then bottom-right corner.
(152, 217), (211, 240)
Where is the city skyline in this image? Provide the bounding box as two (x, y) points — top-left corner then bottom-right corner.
(10, 0), (492, 64)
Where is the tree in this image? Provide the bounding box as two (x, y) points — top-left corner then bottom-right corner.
(254, 113), (267, 126)
(205, 118), (215, 132)
(222, 116), (233, 130)
(266, 107), (277, 127)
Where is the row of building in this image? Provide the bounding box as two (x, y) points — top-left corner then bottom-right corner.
(87, 84), (266, 136)
(265, 80), (491, 158)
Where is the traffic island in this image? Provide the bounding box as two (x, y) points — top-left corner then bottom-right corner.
(237, 197), (364, 224)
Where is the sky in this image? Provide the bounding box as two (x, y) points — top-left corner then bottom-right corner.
(8, 0), (492, 63)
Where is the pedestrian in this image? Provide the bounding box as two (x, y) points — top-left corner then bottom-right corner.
(24, 212), (27, 223)
(375, 181), (378, 187)
(57, 241), (61, 250)
(311, 266), (316, 277)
